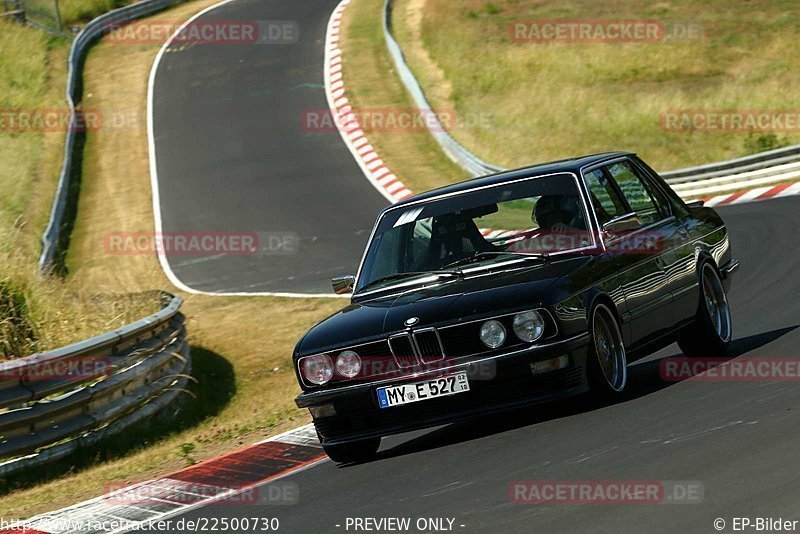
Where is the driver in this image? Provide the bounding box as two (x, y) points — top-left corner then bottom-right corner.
(532, 194), (584, 233)
(421, 213), (493, 269)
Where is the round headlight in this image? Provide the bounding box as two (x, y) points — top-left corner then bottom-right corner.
(336, 350), (361, 378)
(302, 354), (333, 385)
(480, 320), (506, 349)
(513, 310), (546, 342)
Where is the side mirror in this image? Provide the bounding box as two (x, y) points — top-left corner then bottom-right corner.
(332, 275), (355, 295)
(602, 212), (642, 234)
(686, 200), (705, 208)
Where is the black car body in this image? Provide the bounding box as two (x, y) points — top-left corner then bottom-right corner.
(293, 152), (738, 462)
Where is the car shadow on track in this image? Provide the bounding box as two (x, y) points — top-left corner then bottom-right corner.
(364, 325), (799, 464)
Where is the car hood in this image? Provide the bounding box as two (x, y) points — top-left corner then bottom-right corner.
(296, 256), (592, 355)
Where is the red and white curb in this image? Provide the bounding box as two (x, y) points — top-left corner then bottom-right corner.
(324, 0), (413, 204)
(1, 425), (324, 533)
(323, 0), (800, 210)
(699, 181), (800, 207)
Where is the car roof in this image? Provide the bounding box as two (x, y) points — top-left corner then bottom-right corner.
(391, 151), (633, 209)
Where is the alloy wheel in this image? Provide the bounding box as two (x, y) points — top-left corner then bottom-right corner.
(592, 304), (627, 392)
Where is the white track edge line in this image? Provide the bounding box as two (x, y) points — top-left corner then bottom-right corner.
(146, 0), (346, 299)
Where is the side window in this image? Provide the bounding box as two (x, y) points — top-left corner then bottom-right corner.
(631, 161), (672, 217)
(635, 158), (688, 217)
(583, 168), (626, 226)
(606, 161), (665, 226)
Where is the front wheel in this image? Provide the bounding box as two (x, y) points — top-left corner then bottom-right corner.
(587, 303), (628, 396)
(321, 436), (380, 464)
(678, 262), (732, 358)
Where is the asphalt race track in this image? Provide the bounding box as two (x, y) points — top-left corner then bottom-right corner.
(150, 0), (387, 294)
(152, 1), (800, 532)
(160, 197), (800, 532)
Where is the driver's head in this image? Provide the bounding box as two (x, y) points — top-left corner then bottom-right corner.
(425, 213), (486, 265)
(533, 194), (580, 230)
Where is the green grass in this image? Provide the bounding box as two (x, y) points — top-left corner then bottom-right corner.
(59, 0), (136, 25)
(391, 0), (800, 173)
(0, 19), (56, 249)
(0, 19), (162, 360)
(19, 0), (136, 28)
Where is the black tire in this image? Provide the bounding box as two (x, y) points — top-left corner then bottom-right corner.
(321, 436), (380, 464)
(678, 262), (732, 358)
(587, 302), (628, 396)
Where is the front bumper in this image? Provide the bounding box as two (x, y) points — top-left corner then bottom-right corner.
(296, 332), (591, 446)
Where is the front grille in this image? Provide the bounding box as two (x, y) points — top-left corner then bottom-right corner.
(388, 334), (418, 368)
(413, 329), (444, 363)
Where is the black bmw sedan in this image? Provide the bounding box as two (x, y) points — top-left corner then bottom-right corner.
(293, 152), (738, 463)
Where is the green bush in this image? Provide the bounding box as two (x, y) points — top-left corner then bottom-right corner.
(743, 133), (791, 155)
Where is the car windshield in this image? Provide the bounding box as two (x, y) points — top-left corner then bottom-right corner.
(356, 173), (595, 292)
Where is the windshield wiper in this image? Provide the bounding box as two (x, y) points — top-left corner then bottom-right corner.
(442, 251), (549, 270)
(359, 270), (463, 292)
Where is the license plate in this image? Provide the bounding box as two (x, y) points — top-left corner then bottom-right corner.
(377, 372), (470, 409)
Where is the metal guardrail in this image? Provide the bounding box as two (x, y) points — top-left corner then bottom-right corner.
(382, 0), (502, 178)
(659, 144), (800, 184)
(670, 160), (800, 199)
(38, 0), (183, 271)
(1, 0), (24, 22)
(0, 292), (190, 476)
(12, 0), (193, 475)
(381, 0), (800, 188)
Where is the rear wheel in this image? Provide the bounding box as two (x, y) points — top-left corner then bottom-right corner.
(678, 262), (732, 358)
(321, 436), (380, 464)
(587, 303), (627, 396)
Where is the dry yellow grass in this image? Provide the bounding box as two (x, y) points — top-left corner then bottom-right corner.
(0, 20), (165, 359)
(340, 0), (467, 194)
(0, 0), (344, 517)
(389, 0), (800, 174)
